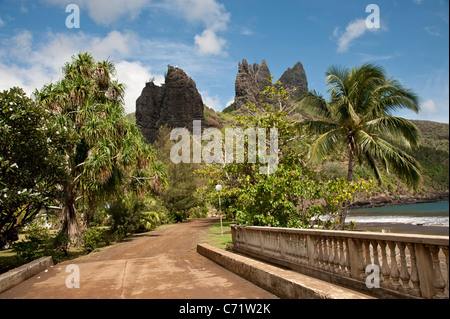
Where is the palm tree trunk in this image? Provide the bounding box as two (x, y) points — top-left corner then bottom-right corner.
(347, 137), (356, 182)
(340, 138), (356, 230)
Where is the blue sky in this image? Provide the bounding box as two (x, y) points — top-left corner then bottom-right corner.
(0, 0), (448, 123)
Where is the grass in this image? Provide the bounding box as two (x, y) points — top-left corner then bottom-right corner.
(201, 218), (234, 250)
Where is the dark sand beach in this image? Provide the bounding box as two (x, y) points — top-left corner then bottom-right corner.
(353, 222), (449, 236)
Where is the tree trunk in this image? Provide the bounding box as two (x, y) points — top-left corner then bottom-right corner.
(347, 138), (355, 183)
(341, 137), (356, 230)
(60, 183), (82, 245)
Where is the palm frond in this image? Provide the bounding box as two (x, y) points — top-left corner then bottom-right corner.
(356, 130), (422, 190)
(309, 128), (345, 164)
(298, 90), (332, 119)
(303, 119), (339, 135)
(365, 116), (421, 149)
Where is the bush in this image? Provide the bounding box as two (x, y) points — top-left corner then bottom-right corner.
(188, 206), (208, 219)
(12, 224), (52, 262)
(140, 211), (161, 231)
(81, 227), (107, 253)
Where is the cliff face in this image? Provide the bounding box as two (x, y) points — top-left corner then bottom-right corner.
(136, 66), (205, 143)
(234, 59), (271, 111)
(233, 59), (308, 110)
(278, 61), (308, 97)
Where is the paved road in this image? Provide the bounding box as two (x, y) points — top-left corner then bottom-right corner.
(0, 218), (277, 299)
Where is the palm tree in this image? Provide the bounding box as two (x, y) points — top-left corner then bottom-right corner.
(300, 63), (422, 190)
(37, 53), (165, 241)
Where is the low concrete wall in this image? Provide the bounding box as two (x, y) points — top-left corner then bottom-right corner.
(197, 243), (373, 299)
(0, 256), (53, 294)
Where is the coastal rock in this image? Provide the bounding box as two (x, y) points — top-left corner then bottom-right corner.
(136, 66), (205, 143)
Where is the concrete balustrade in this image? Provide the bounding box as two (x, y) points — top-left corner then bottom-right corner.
(231, 225), (449, 299)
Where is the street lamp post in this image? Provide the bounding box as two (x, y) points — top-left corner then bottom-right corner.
(216, 184), (223, 235)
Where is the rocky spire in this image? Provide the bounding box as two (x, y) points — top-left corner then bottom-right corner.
(136, 66), (205, 144)
(234, 59), (272, 110)
(278, 61), (308, 97)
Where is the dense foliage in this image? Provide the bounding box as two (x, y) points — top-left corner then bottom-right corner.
(198, 80), (375, 229)
(0, 88), (66, 248)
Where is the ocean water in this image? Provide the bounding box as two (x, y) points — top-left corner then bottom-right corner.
(347, 201), (449, 226)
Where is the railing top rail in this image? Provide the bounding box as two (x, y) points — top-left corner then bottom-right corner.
(231, 225), (449, 246)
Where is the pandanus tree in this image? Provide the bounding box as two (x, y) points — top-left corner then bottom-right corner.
(300, 63), (422, 190)
(37, 53), (165, 243)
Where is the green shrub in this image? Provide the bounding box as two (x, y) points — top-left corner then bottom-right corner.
(188, 206), (208, 219)
(81, 227), (106, 253)
(12, 224), (52, 262)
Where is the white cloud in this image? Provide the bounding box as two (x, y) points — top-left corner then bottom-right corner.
(333, 27), (340, 37)
(240, 27), (253, 36)
(421, 99), (438, 113)
(0, 30), (149, 114)
(42, 0), (231, 56)
(157, 0), (230, 56)
(163, 0), (230, 32)
(336, 19), (368, 53)
(43, 0), (150, 25)
(194, 29), (227, 56)
(0, 29), (227, 114)
(225, 97), (235, 108)
(334, 16), (388, 53)
(201, 91), (223, 111)
(115, 61), (164, 114)
(0, 18), (5, 27)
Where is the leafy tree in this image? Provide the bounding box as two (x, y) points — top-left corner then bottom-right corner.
(152, 126), (205, 222)
(36, 53), (165, 242)
(300, 63), (422, 190)
(198, 78), (374, 229)
(0, 87), (66, 248)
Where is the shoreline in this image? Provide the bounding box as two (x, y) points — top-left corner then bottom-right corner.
(352, 222), (449, 236)
(350, 191), (449, 210)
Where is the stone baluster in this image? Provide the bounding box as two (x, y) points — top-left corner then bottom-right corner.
(327, 238), (335, 272)
(364, 240), (372, 266)
(344, 239), (351, 275)
(338, 238), (347, 275)
(333, 238), (340, 273)
(428, 245), (446, 299)
(371, 241), (380, 269)
(387, 241), (400, 289)
(354, 239), (365, 280)
(397, 243), (411, 292)
(378, 241), (391, 287)
(314, 236), (323, 269)
(320, 238), (326, 269)
(407, 243), (421, 296)
(321, 237), (329, 270)
(441, 246), (449, 295)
